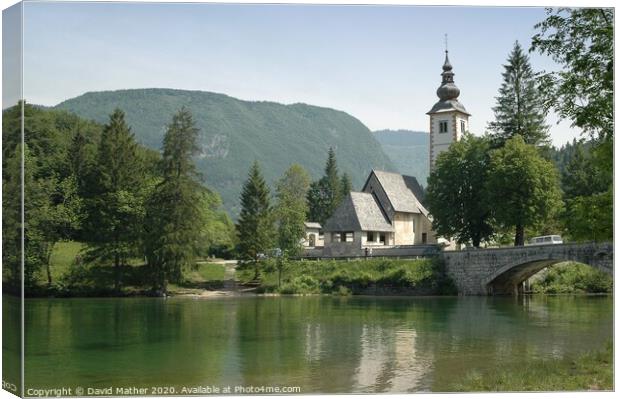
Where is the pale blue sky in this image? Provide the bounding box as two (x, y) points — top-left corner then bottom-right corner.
(12, 1), (583, 145)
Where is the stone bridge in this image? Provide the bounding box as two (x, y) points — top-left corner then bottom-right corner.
(441, 242), (613, 295)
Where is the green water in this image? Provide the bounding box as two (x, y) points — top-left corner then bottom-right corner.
(6, 295), (614, 393)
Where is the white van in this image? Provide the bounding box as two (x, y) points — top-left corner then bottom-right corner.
(528, 235), (563, 245)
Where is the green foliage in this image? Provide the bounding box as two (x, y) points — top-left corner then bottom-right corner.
(563, 189), (612, 243)
(426, 134), (494, 247)
(449, 341), (613, 391)
(487, 136), (562, 246)
(238, 258), (456, 295)
(236, 162), (275, 276)
(55, 89), (395, 217)
(488, 41), (549, 147)
(531, 262), (612, 294)
(198, 190), (237, 259)
(531, 8), (613, 141)
(340, 172), (352, 198)
(145, 108), (206, 291)
(275, 164), (311, 256)
(531, 9), (613, 244)
(82, 109), (145, 291)
(307, 148), (352, 224)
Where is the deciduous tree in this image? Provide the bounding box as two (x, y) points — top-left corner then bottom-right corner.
(275, 164), (311, 256)
(426, 134), (494, 247)
(487, 135), (562, 246)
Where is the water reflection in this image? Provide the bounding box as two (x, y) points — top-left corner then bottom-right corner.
(16, 295), (612, 393)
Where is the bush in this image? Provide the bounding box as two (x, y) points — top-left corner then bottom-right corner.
(240, 257), (457, 296)
(531, 262), (612, 294)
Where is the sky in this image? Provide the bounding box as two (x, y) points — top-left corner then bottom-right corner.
(3, 1), (592, 146)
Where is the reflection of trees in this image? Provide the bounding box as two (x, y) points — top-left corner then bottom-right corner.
(430, 296), (613, 390)
(20, 296), (612, 393)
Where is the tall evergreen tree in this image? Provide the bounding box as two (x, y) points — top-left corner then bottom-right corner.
(83, 109), (144, 291)
(144, 107), (205, 292)
(236, 161), (274, 279)
(488, 41), (549, 147)
(340, 172), (352, 198)
(275, 164), (311, 257)
(307, 148), (345, 224)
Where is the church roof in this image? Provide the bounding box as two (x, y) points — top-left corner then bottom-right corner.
(369, 170), (429, 216)
(427, 99), (470, 115)
(323, 192), (394, 233)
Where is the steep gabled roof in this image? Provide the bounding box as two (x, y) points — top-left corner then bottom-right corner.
(367, 170), (428, 216)
(323, 192), (394, 232)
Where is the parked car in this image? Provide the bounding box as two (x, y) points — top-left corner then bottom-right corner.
(528, 235), (563, 245)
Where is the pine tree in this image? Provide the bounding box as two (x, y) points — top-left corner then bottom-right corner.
(324, 147), (342, 208)
(83, 109), (144, 291)
(488, 41), (549, 147)
(340, 172), (352, 198)
(145, 107), (205, 292)
(307, 148), (345, 224)
(275, 164), (311, 257)
(236, 161), (274, 279)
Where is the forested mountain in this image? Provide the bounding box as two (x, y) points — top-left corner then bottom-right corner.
(373, 129), (429, 186)
(55, 89), (395, 216)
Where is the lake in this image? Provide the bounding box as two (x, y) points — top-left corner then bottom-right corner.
(4, 295), (613, 393)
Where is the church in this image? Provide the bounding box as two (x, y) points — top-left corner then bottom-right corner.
(306, 50), (469, 256)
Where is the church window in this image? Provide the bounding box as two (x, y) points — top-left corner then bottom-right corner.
(460, 120), (466, 133)
(367, 232), (375, 242)
(439, 121), (448, 133)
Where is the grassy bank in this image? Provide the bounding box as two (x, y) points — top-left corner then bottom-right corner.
(530, 262), (612, 294)
(236, 257), (456, 295)
(447, 342), (613, 392)
(28, 241), (227, 297)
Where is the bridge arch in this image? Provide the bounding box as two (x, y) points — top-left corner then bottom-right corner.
(442, 242), (613, 295)
(482, 246), (613, 295)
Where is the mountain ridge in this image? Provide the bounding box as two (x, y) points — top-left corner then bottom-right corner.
(55, 88), (397, 217)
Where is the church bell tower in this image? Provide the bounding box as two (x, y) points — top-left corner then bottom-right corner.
(427, 49), (470, 170)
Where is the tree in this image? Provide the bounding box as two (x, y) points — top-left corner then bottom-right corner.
(531, 8), (613, 141)
(83, 109), (145, 291)
(275, 164), (311, 257)
(425, 134), (494, 247)
(531, 9), (613, 242)
(488, 41), (549, 147)
(236, 161), (274, 279)
(307, 147), (346, 224)
(144, 108), (205, 292)
(340, 172), (352, 198)
(487, 135), (562, 246)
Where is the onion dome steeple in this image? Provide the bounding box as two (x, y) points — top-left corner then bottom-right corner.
(437, 50), (460, 101)
(427, 49), (470, 116)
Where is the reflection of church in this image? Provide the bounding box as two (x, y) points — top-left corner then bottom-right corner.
(304, 50), (469, 256)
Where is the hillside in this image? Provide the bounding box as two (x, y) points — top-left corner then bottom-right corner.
(55, 89), (395, 216)
(373, 129), (429, 185)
